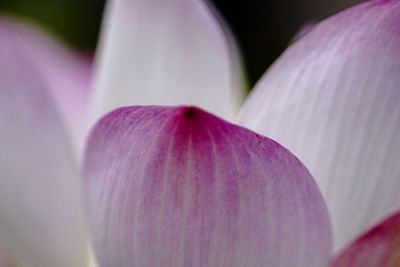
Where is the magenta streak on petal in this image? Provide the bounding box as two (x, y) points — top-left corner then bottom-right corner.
(332, 211), (400, 267)
(84, 105), (332, 267)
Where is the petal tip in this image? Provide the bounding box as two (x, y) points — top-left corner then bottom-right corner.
(85, 105), (332, 267)
(182, 106), (199, 120)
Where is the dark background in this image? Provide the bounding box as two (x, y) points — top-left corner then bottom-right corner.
(0, 0), (366, 86)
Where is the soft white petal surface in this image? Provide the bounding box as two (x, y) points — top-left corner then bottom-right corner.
(0, 26), (87, 267)
(91, 0), (245, 123)
(239, 0), (400, 251)
(0, 15), (92, 150)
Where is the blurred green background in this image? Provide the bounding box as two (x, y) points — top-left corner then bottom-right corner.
(0, 0), (366, 86)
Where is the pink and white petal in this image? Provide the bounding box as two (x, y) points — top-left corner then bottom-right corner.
(239, 0), (400, 251)
(83, 105), (332, 267)
(90, 0), (246, 124)
(0, 26), (87, 267)
(332, 211), (400, 267)
(0, 15), (93, 151)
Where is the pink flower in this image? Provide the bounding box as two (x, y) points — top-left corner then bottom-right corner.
(0, 0), (399, 266)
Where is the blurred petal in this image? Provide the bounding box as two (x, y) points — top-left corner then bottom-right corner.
(0, 26), (87, 266)
(0, 15), (93, 150)
(239, 0), (400, 251)
(0, 252), (16, 267)
(291, 21), (317, 43)
(0, 251), (11, 267)
(84, 105), (331, 267)
(91, 0), (246, 123)
(332, 211), (400, 267)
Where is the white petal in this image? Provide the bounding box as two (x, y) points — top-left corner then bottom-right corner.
(239, 0), (400, 252)
(0, 15), (93, 151)
(90, 0), (246, 123)
(0, 26), (87, 267)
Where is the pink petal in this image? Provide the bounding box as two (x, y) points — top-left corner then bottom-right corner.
(0, 25), (87, 266)
(83, 105), (332, 267)
(332, 211), (400, 267)
(90, 0), (246, 123)
(239, 0), (400, 251)
(0, 15), (93, 150)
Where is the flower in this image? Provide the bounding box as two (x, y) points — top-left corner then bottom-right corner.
(0, 0), (400, 266)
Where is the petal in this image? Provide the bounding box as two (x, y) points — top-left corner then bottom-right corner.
(332, 210), (400, 267)
(0, 252), (10, 267)
(0, 252), (15, 267)
(83, 105), (332, 267)
(291, 21), (317, 43)
(0, 15), (93, 151)
(0, 26), (87, 266)
(239, 0), (400, 251)
(90, 0), (246, 123)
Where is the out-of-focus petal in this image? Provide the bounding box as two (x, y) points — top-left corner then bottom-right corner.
(84, 105), (331, 267)
(0, 251), (16, 267)
(291, 21), (317, 43)
(0, 251), (10, 267)
(0, 26), (87, 267)
(332, 211), (400, 267)
(91, 0), (246, 123)
(0, 15), (92, 150)
(239, 0), (400, 251)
